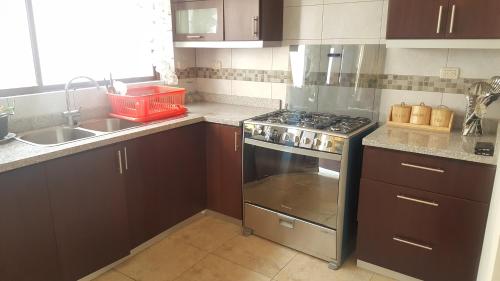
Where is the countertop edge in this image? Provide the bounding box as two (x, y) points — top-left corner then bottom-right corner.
(362, 125), (499, 166)
(0, 102), (269, 174)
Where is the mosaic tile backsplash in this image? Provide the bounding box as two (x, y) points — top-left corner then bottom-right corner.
(177, 67), (488, 95)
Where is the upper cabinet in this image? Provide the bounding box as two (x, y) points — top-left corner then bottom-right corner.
(172, 0), (283, 47)
(387, 0), (500, 39)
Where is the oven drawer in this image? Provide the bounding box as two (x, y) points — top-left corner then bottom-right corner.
(244, 203), (337, 261)
(362, 146), (496, 202)
(357, 178), (489, 281)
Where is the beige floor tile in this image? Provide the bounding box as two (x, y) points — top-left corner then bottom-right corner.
(176, 254), (271, 281)
(273, 253), (373, 281)
(213, 235), (296, 278)
(115, 238), (208, 281)
(92, 270), (135, 281)
(370, 274), (397, 281)
(169, 216), (241, 252)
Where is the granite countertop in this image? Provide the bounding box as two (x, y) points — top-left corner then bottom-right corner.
(363, 124), (499, 166)
(0, 102), (275, 174)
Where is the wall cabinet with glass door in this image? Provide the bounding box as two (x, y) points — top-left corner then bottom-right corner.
(172, 0), (283, 42)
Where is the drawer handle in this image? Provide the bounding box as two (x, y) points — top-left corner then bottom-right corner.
(393, 237), (433, 251)
(397, 195), (439, 207)
(401, 163), (445, 173)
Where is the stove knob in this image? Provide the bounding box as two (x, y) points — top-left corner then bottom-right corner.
(326, 140), (334, 148)
(284, 133), (291, 141)
(294, 136), (301, 143)
(314, 139), (322, 146)
(302, 138), (311, 145)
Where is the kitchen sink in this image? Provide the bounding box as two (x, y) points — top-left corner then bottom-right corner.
(17, 126), (97, 146)
(79, 118), (142, 133)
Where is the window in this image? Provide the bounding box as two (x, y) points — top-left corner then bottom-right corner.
(0, 1), (37, 89)
(0, 0), (175, 94)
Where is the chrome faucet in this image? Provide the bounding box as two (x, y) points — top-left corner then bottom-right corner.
(63, 76), (100, 126)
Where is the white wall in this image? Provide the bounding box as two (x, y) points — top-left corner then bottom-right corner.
(478, 156), (500, 281)
(379, 48), (500, 122)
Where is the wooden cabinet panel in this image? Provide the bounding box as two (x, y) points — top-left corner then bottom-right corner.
(0, 165), (62, 281)
(45, 145), (130, 281)
(387, 0), (500, 39)
(358, 178), (489, 281)
(224, 0), (260, 41)
(125, 124), (206, 248)
(220, 125), (243, 219)
(362, 146), (496, 203)
(445, 0), (500, 39)
(387, 0), (449, 39)
(206, 123), (243, 219)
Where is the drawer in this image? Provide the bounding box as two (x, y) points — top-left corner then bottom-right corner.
(357, 178), (489, 281)
(362, 146), (496, 202)
(244, 203), (336, 261)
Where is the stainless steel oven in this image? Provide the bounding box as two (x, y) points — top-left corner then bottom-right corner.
(242, 113), (376, 269)
(172, 0), (224, 41)
(243, 139), (341, 230)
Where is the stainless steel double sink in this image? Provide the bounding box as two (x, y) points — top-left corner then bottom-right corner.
(16, 118), (143, 146)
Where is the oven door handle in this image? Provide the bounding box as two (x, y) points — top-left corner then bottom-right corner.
(244, 138), (342, 161)
(278, 214), (296, 229)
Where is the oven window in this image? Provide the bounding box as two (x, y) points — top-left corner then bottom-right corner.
(243, 144), (340, 229)
(176, 8), (218, 34)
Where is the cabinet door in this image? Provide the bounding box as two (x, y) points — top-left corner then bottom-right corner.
(0, 165), (62, 281)
(357, 178), (488, 281)
(206, 123), (222, 212)
(220, 125), (243, 219)
(386, 0), (449, 39)
(45, 145), (130, 281)
(206, 124), (243, 219)
(445, 0), (500, 39)
(123, 137), (163, 248)
(224, 0), (260, 41)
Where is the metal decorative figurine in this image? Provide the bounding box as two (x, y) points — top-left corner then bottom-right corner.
(463, 76), (500, 136)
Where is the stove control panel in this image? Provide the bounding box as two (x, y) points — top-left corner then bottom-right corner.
(244, 123), (346, 154)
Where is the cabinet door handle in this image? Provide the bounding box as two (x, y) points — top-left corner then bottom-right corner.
(401, 163), (445, 173)
(436, 5), (443, 34)
(124, 147), (129, 171)
(252, 16), (259, 39)
(234, 132), (239, 152)
(117, 150), (123, 175)
(449, 4), (456, 33)
(397, 195), (439, 207)
(393, 237), (433, 251)
(187, 35), (204, 39)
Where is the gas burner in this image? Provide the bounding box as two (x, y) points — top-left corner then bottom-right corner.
(251, 110), (372, 135)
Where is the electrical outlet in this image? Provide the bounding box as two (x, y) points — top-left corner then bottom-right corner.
(440, 67), (460, 79)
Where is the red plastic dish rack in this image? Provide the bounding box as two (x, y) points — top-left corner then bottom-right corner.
(108, 86), (187, 122)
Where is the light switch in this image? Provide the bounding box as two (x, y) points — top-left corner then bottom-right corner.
(440, 67), (460, 79)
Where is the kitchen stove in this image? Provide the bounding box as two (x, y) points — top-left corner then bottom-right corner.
(242, 110), (377, 270)
(244, 110), (375, 154)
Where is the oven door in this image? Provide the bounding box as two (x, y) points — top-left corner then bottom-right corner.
(172, 0), (224, 41)
(243, 138), (341, 230)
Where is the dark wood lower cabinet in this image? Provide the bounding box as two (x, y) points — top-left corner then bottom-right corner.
(357, 148), (493, 281)
(206, 123), (243, 219)
(0, 165), (62, 281)
(125, 124), (207, 248)
(45, 145), (131, 281)
(0, 122), (237, 280)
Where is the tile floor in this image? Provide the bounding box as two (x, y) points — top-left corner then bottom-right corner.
(93, 215), (395, 281)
